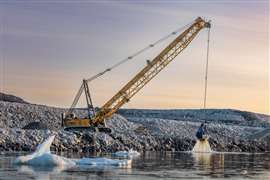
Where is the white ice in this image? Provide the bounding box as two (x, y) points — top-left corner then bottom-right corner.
(113, 149), (140, 158)
(14, 135), (132, 168)
(14, 135), (75, 167)
(76, 158), (132, 167)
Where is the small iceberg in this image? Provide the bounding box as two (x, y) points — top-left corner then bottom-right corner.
(14, 135), (75, 167)
(113, 149), (140, 158)
(14, 135), (132, 168)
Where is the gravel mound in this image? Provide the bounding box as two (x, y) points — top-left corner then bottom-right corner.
(0, 100), (269, 153)
(22, 121), (48, 130)
(0, 101), (86, 130)
(118, 109), (270, 127)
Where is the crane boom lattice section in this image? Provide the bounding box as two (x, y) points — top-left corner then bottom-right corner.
(92, 17), (210, 125)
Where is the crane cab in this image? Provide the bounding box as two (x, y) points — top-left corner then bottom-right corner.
(62, 112), (111, 133)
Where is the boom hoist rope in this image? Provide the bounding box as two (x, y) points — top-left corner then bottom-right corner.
(86, 21), (193, 83)
(67, 20), (194, 115)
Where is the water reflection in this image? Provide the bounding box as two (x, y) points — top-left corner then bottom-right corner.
(192, 152), (225, 178)
(16, 163), (133, 180)
(17, 165), (57, 180)
(0, 152), (269, 179)
(192, 152), (270, 179)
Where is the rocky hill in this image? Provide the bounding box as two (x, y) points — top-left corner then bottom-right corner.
(0, 92), (29, 104)
(118, 109), (270, 127)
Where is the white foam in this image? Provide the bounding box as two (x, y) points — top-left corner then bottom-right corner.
(15, 135), (131, 168)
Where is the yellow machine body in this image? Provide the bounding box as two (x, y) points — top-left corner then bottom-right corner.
(64, 118), (90, 128)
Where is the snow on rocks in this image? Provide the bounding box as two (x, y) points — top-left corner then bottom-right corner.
(0, 101), (270, 153)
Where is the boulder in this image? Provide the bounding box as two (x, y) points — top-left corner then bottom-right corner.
(22, 122), (48, 130)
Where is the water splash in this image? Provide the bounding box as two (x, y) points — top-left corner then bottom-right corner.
(192, 139), (212, 153)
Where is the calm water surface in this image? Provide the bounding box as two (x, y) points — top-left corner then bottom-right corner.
(0, 151), (269, 179)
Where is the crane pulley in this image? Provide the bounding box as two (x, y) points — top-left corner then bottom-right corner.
(62, 17), (211, 132)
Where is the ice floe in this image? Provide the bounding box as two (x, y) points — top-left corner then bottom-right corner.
(113, 149), (140, 158)
(14, 135), (132, 168)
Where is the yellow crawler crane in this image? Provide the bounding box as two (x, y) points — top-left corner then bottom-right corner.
(62, 17), (211, 132)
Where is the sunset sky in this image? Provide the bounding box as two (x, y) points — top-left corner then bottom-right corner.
(0, 0), (269, 114)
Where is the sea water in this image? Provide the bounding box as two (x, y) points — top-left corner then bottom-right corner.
(5, 135), (269, 179)
(1, 150), (269, 179)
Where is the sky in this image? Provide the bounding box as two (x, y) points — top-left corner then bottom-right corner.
(0, 0), (269, 114)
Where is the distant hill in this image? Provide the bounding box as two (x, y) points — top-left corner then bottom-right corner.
(0, 92), (29, 104)
(118, 108), (270, 128)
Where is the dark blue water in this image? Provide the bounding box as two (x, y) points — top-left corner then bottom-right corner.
(0, 151), (269, 179)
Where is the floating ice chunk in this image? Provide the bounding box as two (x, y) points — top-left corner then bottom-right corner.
(76, 157), (131, 167)
(33, 135), (55, 156)
(17, 152), (76, 166)
(128, 149), (140, 157)
(14, 135), (75, 167)
(15, 135), (132, 168)
(113, 151), (129, 158)
(113, 149), (140, 158)
(15, 135), (55, 164)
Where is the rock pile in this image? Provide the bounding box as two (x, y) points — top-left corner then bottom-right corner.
(0, 101), (269, 153)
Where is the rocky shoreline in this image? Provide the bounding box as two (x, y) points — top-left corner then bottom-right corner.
(0, 101), (270, 153)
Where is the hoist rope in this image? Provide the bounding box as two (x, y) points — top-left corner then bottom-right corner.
(203, 23), (211, 111)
